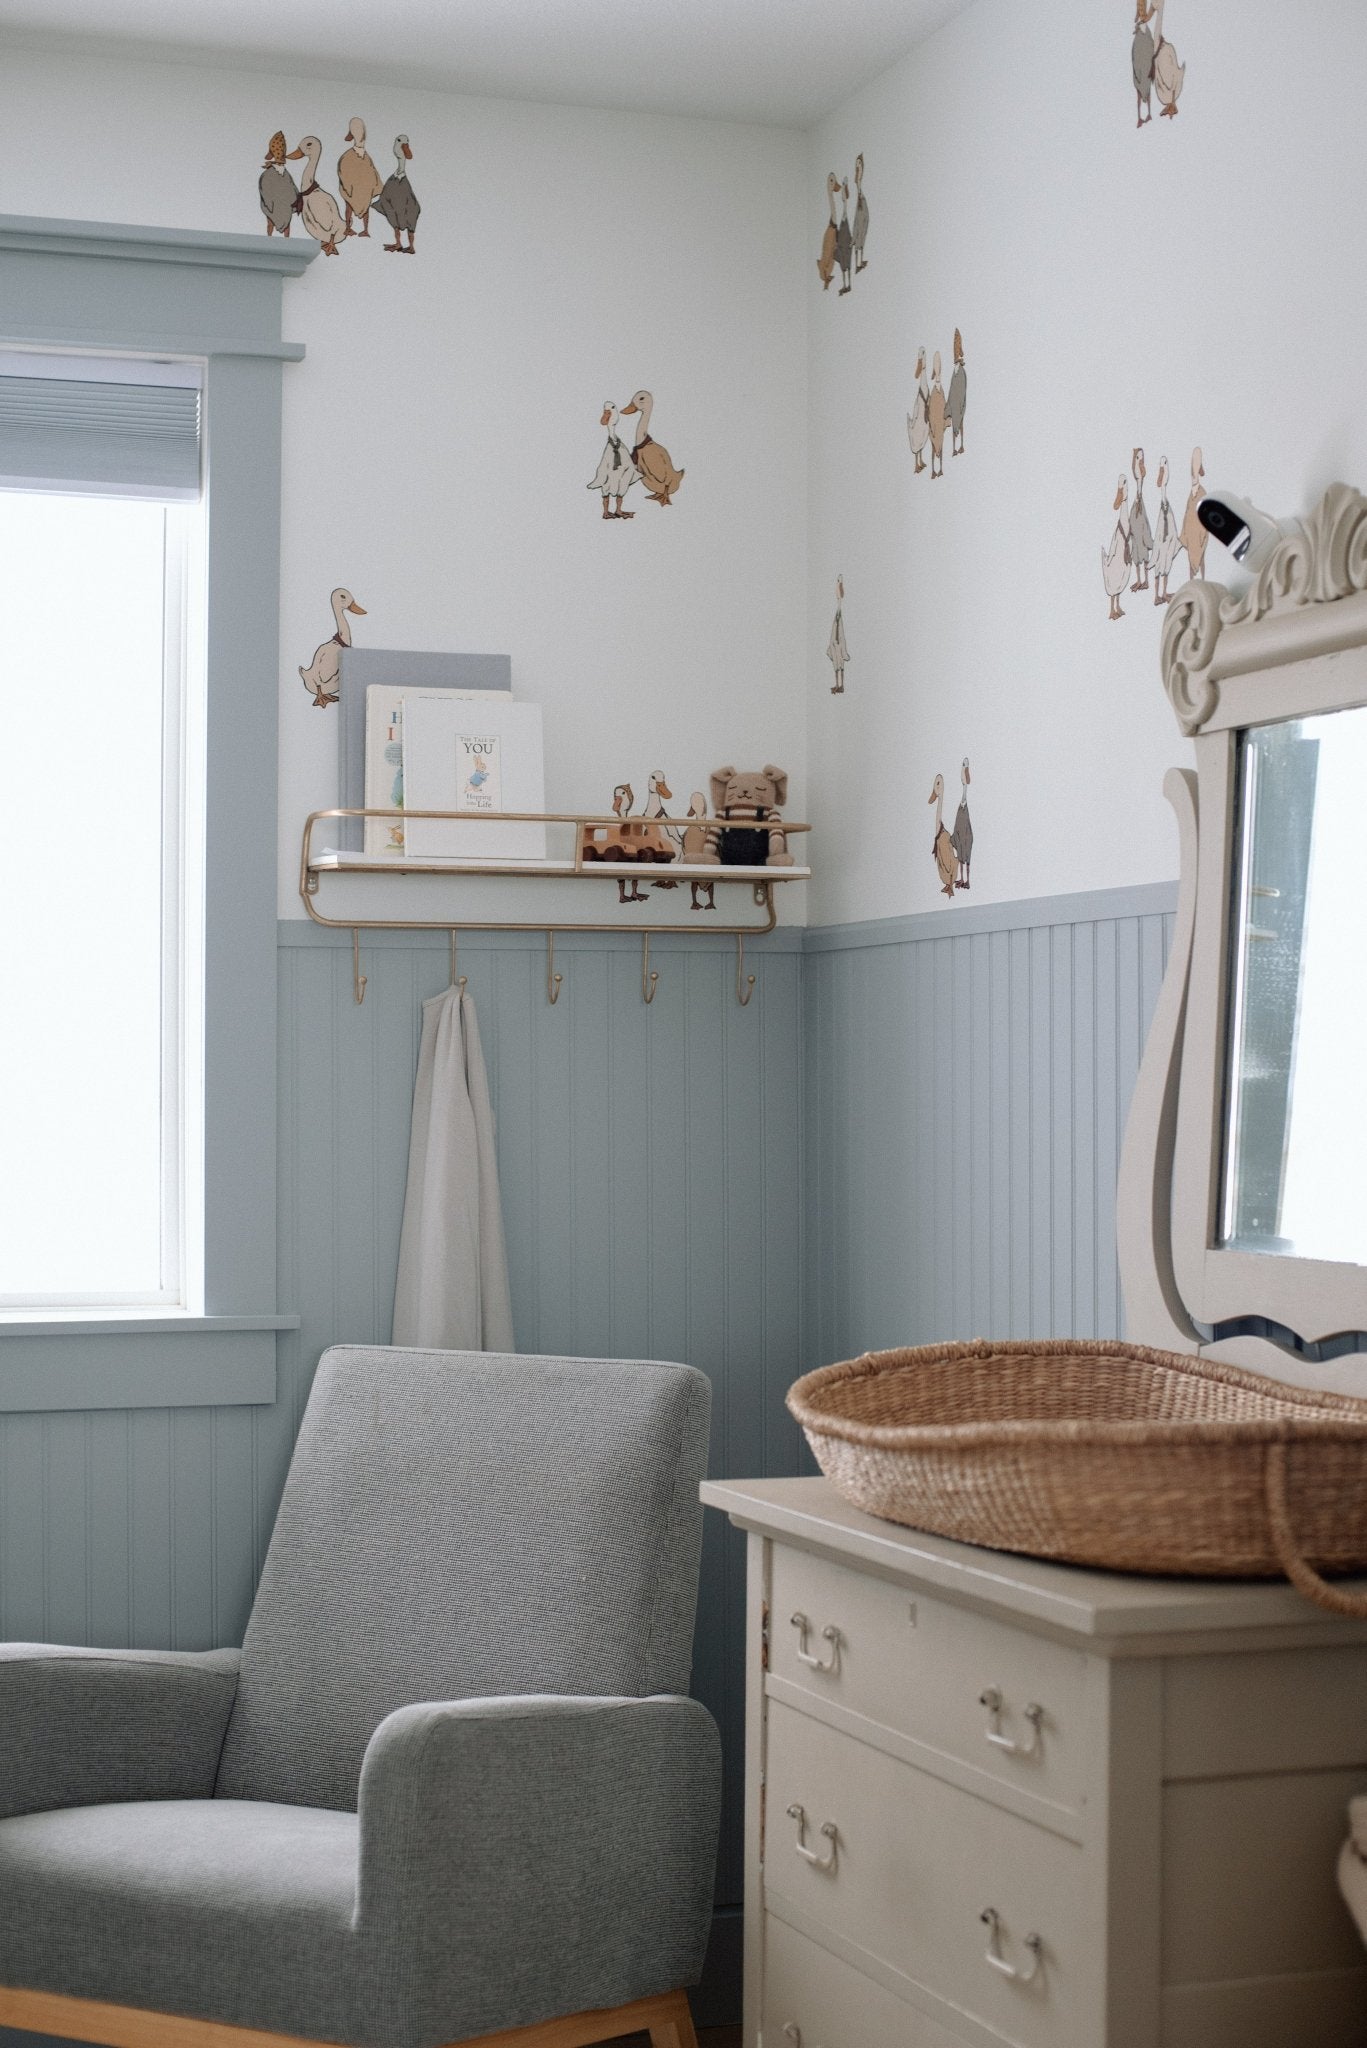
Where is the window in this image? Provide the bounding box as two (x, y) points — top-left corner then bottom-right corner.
(0, 217), (311, 1404)
(0, 483), (205, 1309)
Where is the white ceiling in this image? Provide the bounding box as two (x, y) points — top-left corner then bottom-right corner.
(0, 0), (973, 127)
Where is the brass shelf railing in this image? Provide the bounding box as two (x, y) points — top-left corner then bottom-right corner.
(299, 807), (811, 1007)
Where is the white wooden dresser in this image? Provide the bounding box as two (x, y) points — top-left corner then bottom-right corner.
(701, 1476), (1367, 2048)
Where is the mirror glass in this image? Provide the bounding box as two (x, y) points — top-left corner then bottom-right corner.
(1220, 705), (1367, 1265)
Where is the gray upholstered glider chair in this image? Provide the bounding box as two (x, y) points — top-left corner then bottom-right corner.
(0, 1347), (720, 2048)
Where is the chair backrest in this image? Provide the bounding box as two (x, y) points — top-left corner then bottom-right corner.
(214, 1346), (711, 1811)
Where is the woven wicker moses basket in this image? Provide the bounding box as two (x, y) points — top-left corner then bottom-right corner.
(786, 1339), (1367, 1617)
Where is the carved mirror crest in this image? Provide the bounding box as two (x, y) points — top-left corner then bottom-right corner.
(1119, 483), (1367, 1394)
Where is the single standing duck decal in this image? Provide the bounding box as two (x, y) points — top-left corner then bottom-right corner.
(1181, 445), (1207, 579)
(927, 350), (948, 479)
(827, 575), (849, 694)
(1132, 0), (1156, 125)
(1102, 474), (1131, 621)
(818, 172), (840, 291)
(587, 402), (639, 520)
(376, 135), (420, 254)
(258, 131), (298, 237)
(835, 179), (854, 296)
(929, 774), (958, 898)
(621, 390), (684, 507)
(907, 347), (930, 472)
(1151, 0), (1186, 117)
(291, 137), (346, 256)
(299, 587), (366, 708)
(1151, 455), (1181, 604)
(948, 329), (967, 458)
(1129, 446), (1153, 592)
(852, 154), (870, 273)
(337, 118), (384, 239)
(952, 758), (973, 890)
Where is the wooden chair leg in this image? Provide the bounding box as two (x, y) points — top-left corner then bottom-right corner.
(646, 1988), (698, 2048)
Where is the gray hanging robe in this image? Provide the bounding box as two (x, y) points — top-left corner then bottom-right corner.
(392, 983), (515, 1351)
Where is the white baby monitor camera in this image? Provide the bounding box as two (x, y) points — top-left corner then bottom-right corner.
(1197, 490), (1298, 573)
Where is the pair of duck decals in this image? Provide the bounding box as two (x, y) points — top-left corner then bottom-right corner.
(817, 156), (869, 296)
(1102, 446), (1207, 622)
(588, 393), (684, 517)
(1131, 0), (1185, 126)
(930, 763), (974, 899)
(908, 331), (967, 478)
(259, 121), (420, 256)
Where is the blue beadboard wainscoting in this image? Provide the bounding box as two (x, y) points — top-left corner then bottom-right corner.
(803, 882), (1177, 1370)
(0, 885), (1174, 2039)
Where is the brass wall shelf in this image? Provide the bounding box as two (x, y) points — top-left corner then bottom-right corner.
(299, 807), (811, 1007)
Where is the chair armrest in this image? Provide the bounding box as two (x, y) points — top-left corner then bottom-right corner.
(355, 1693), (721, 2044)
(0, 1643), (241, 1819)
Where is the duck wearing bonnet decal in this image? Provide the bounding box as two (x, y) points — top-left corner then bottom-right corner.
(258, 132), (298, 237)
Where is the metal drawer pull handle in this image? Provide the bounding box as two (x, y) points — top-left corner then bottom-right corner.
(979, 1686), (1044, 1758)
(980, 1908), (1044, 1985)
(790, 1610), (842, 1674)
(786, 1801), (838, 1872)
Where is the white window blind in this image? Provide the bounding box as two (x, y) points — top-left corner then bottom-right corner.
(0, 352), (202, 499)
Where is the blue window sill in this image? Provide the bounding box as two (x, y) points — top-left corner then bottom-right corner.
(0, 1314), (297, 1412)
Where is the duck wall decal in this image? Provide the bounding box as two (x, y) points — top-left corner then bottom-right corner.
(587, 402), (639, 520)
(259, 131), (298, 237)
(818, 173), (840, 291)
(682, 794), (715, 911)
(1151, 0), (1186, 117)
(952, 759), (973, 890)
(376, 135), (420, 254)
(929, 774), (957, 898)
(1181, 445), (1207, 578)
(337, 118), (384, 239)
(907, 347), (929, 472)
(1132, 0), (1156, 126)
(290, 137), (345, 256)
(948, 329), (967, 458)
(621, 390), (684, 507)
(927, 350), (947, 479)
(1129, 446), (1153, 592)
(1152, 455), (1181, 604)
(852, 154), (869, 274)
(835, 179), (853, 296)
(1102, 474), (1131, 621)
(827, 575), (849, 694)
(299, 587), (366, 708)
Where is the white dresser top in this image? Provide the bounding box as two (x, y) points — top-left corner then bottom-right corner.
(702, 1476), (1367, 1653)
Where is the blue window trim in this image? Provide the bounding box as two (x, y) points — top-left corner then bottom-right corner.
(0, 215), (317, 1410)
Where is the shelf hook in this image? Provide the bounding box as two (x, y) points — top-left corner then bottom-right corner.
(352, 929), (368, 1006)
(736, 932), (756, 1007)
(546, 931), (563, 1005)
(642, 932), (659, 1005)
(449, 931), (468, 993)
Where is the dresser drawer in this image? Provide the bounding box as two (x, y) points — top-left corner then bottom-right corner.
(765, 1697), (1091, 2047)
(763, 1912), (966, 2048)
(770, 1541), (1090, 1819)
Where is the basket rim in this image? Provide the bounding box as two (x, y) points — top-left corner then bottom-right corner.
(786, 1338), (1367, 1452)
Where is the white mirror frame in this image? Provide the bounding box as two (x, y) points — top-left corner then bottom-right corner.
(1118, 482), (1367, 1393)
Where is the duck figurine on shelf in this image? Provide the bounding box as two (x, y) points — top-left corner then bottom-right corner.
(376, 135), (421, 254)
(621, 390), (685, 507)
(299, 587), (366, 708)
(291, 137), (346, 256)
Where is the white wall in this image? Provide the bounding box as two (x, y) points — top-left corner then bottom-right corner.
(806, 0), (1367, 924)
(0, 46), (807, 918)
